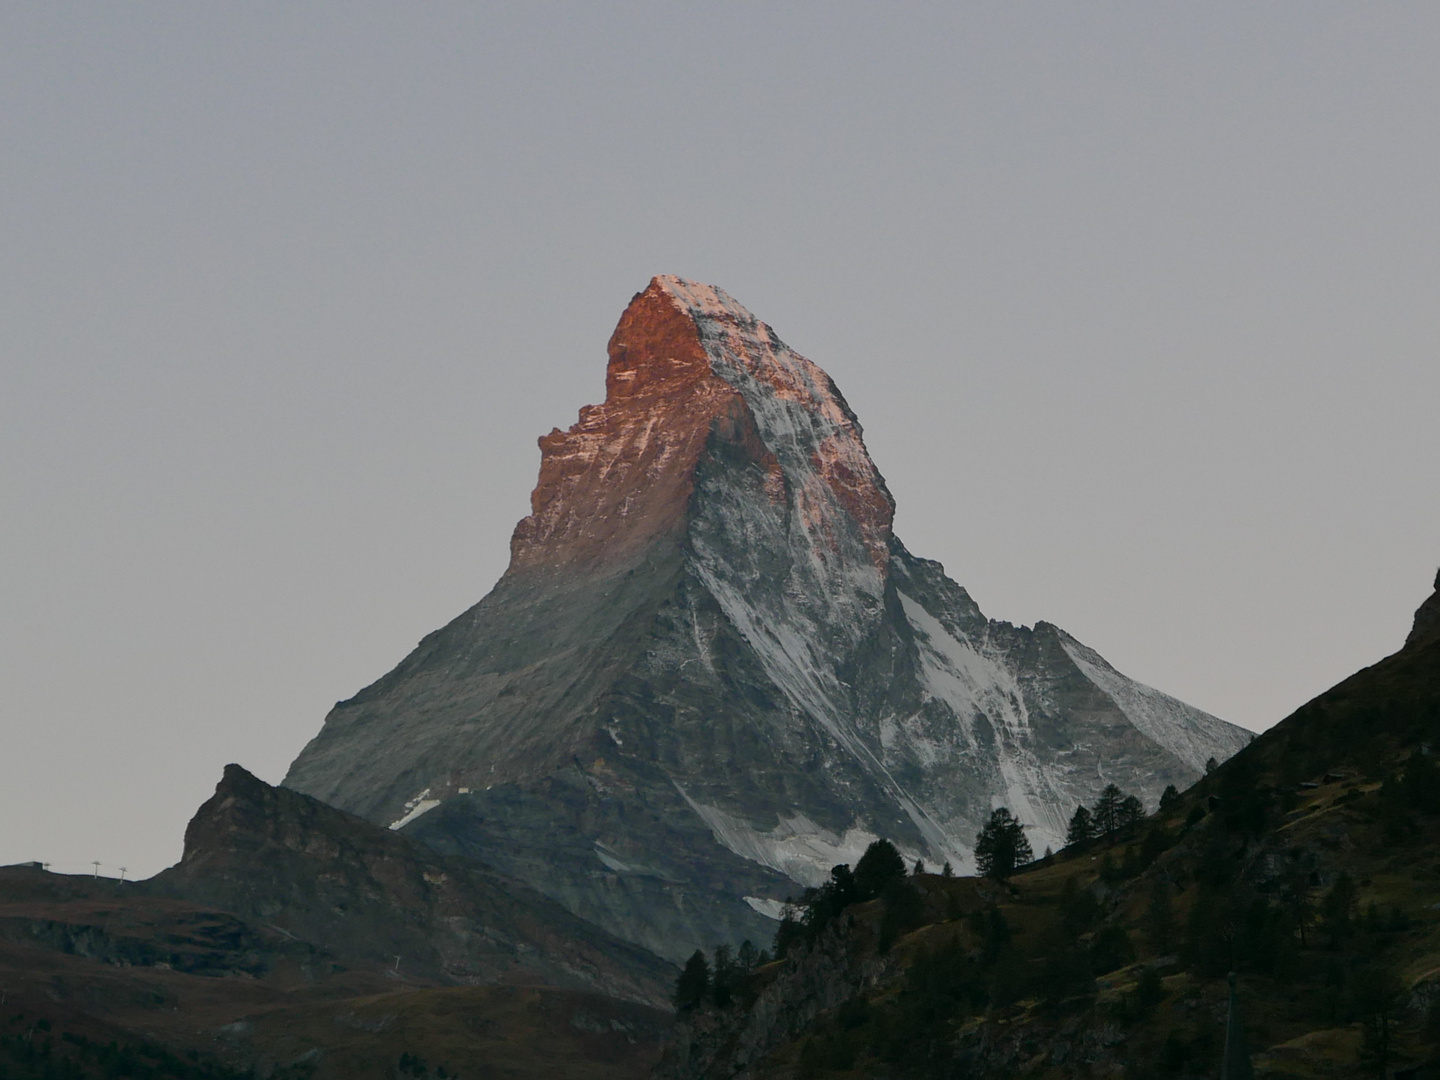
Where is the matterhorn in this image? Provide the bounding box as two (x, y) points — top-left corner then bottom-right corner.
(285, 276), (1250, 960)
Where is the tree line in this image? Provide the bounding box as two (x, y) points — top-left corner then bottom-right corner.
(1065, 781), (1173, 846)
(679, 784), (1180, 1006)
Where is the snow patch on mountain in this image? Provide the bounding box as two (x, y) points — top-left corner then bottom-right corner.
(743, 897), (790, 921)
(677, 787), (885, 889)
(388, 789), (441, 830)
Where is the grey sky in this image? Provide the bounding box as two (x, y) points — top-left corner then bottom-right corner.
(4, 3), (1438, 878)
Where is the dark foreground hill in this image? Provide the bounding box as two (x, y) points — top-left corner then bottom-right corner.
(146, 764), (671, 1005)
(0, 767), (674, 1079)
(657, 569), (1440, 1080)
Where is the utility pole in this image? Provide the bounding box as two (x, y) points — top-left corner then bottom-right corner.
(92, 861), (100, 879)
(118, 867), (127, 883)
(392, 955), (402, 974)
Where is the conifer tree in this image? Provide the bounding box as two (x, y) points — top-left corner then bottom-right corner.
(975, 807), (1033, 879)
(1118, 794), (1145, 830)
(711, 944), (736, 1007)
(1093, 784), (1124, 835)
(737, 939), (757, 971)
(1066, 805), (1095, 846)
(772, 911), (802, 959)
(854, 839), (906, 901)
(675, 949), (710, 1010)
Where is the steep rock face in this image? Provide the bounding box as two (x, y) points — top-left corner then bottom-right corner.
(284, 276), (1251, 961)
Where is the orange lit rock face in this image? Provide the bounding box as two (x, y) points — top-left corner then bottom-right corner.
(508, 282), (740, 572)
(508, 276), (893, 575)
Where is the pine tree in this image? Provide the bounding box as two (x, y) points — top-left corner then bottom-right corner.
(1118, 794), (1145, 830)
(1065, 805), (1095, 846)
(854, 839), (906, 901)
(974, 807), (1033, 879)
(675, 949), (710, 1010)
(711, 944), (736, 1007)
(772, 911), (802, 960)
(1159, 784), (1180, 810)
(1093, 784), (1124, 835)
(737, 939), (757, 971)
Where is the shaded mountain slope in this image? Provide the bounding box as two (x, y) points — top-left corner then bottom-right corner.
(145, 765), (673, 1007)
(657, 567), (1440, 1080)
(285, 276), (1250, 961)
(0, 764), (679, 1079)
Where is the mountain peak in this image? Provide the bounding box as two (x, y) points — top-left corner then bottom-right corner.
(509, 275), (893, 574)
(284, 277), (1250, 961)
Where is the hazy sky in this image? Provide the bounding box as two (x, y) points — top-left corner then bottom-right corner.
(4, 3), (1439, 879)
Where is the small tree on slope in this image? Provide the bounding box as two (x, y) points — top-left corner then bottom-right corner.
(1093, 783), (1124, 835)
(1066, 805), (1095, 846)
(675, 950), (710, 1010)
(975, 807), (1033, 879)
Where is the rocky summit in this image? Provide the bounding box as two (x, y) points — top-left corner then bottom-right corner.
(283, 276), (1251, 961)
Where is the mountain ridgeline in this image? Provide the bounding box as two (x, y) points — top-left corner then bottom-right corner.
(283, 276), (1251, 962)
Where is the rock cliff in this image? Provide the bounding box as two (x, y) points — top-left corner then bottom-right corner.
(283, 276), (1251, 961)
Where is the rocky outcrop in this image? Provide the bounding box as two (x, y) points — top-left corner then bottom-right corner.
(283, 276), (1251, 961)
(1406, 568), (1440, 648)
(146, 765), (674, 1007)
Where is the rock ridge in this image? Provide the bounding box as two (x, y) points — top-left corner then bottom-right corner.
(149, 765), (673, 1006)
